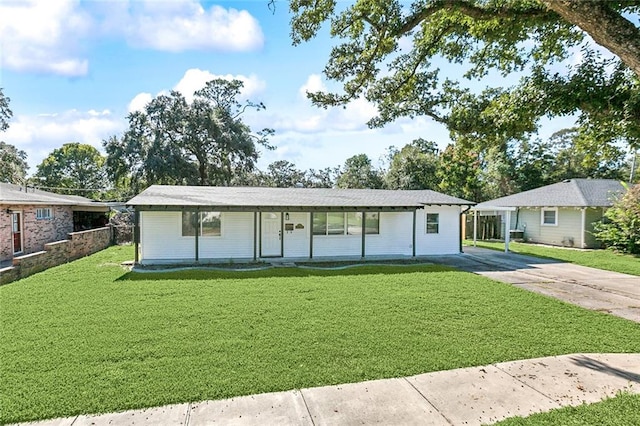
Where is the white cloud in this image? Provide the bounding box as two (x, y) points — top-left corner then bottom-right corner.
(3, 110), (124, 172)
(0, 1), (263, 77)
(0, 0), (91, 76)
(128, 69), (267, 111)
(121, 1), (263, 52)
(128, 93), (154, 113)
(174, 69), (266, 101)
(299, 74), (327, 99)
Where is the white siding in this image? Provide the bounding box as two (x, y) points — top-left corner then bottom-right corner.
(366, 212), (413, 256)
(199, 212), (254, 260)
(310, 211), (419, 258)
(313, 234), (362, 257)
(415, 206), (461, 255)
(140, 211), (194, 262)
(140, 211), (255, 263)
(140, 206), (464, 263)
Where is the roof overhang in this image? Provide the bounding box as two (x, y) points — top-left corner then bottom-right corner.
(128, 204), (470, 212)
(472, 206), (517, 212)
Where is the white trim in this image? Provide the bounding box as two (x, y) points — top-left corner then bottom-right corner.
(425, 212), (440, 234)
(11, 210), (24, 255)
(580, 208), (586, 248)
(540, 208), (558, 226)
(35, 207), (53, 220)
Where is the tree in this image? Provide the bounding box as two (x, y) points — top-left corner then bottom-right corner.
(384, 138), (440, 189)
(33, 143), (107, 199)
(304, 167), (338, 188)
(0, 88), (11, 132)
(0, 90), (28, 184)
(593, 184), (640, 254)
(545, 128), (626, 182)
(479, 145), (519, 200)
(104, 79), (273, 192)
(265, 160), (306, 187)
(290, 1), (640, 149)
(336, 154), (383, 189)
(513, 138), (556, 192)
(0, 142), (28, 184)
(436, 142), (483, 201)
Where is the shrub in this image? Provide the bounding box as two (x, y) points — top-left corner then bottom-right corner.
(593, 184), (640, 254)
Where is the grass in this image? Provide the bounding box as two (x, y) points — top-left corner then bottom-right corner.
(495, 392), (640, 426)
(466, 240), (640, 276)
(2, 246), (640, 423)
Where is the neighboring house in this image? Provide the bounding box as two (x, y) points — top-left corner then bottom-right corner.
(126, 185), (473, 264)
(0, 183), (110, 263)
(473, 179), (626, 249)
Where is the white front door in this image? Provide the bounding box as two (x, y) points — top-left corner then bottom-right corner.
(261, 212), (282, 257)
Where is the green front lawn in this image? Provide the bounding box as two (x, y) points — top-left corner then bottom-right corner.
(466, 240), (640, 276)
(495, 392), (640, 426)
(2, 246), (639, 423)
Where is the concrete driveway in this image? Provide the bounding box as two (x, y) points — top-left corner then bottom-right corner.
(431, 246), (640, 323)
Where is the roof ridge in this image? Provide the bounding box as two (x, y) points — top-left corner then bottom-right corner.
(571, 179), (589, 206)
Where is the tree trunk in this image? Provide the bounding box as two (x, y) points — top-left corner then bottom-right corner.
(541, 0), (640, 77)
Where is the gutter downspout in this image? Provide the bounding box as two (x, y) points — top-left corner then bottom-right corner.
(460, 205), (472, 253)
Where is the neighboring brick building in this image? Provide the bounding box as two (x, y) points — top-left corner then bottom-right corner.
(0, 183), (109, 263)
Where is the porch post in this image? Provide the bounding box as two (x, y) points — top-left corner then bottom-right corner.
(580, 208), (586, 248)
(309, 211), (314, 259)
(253, 211), (257, 261)
(280, 211), (284, 257)
(194, 210), (199, 262)
(258, 212), (262, 258)
(504, 210), (511, 253)
(133, 209), (140, 264)
(412, 209), (416, 257)
(361, 211), (366, 258)
(473, 209), (478, 247)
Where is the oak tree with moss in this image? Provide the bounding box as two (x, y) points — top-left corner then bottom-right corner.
(290, 1), (640, 150)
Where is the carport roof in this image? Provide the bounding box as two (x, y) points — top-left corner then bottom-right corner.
(474, 179), (626, 209)
(0, 182), (109, 211)
(127, 185), (474, 209)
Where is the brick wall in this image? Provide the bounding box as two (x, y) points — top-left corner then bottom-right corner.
(0, 205), (74, 263)
(0, 209), (11, 262)
(0, 227), (112, 285)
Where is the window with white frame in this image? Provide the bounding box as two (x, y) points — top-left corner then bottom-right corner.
(181, 211), (222, 236)
(426, 213), (439, 234)
(313, 212), (380, 235)
(541, 208), (557, 226)
(36, 208), (52, 220)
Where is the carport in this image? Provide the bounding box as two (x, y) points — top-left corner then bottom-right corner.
(470, 206), (517, 253)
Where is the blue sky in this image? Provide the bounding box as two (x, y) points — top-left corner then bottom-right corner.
(1, 0), (576, 176)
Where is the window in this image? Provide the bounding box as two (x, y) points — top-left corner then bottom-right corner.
(312, 213), (327, 235)
(346, 212), (362, 235)
(182, 211), (222, 236)
(364, 212), (379, 234)
(541, 208), (557, 226)
(313, 212), (380, 235)
(201, 212), (221, 236)
(426, 213), (439, 234)
(36, 208), (52, 220)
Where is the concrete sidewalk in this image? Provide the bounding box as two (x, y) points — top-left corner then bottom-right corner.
(15, 353), (640, 426)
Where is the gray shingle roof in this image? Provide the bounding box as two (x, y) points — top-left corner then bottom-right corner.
(127, 185), (473, 208)
(0, 182), (108, 210)
(475, 179), (626, 209)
